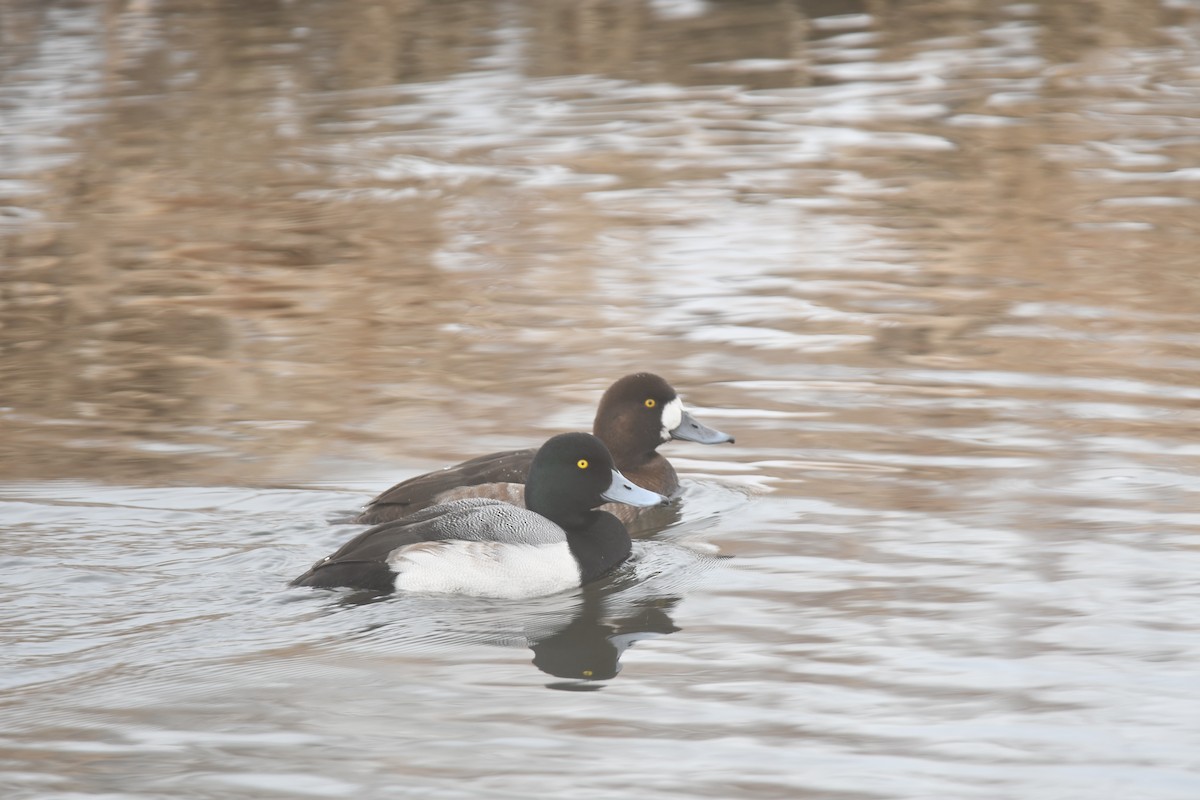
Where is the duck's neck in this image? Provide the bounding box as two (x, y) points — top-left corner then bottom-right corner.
(614, 451), (679, 498)
(525, 482), (589, 529)
(565, 511), (633, 585)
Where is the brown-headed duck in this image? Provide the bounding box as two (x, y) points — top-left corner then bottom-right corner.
(353, 372), (734, 526)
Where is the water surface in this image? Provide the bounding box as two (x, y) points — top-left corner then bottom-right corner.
(3, 1), (1199, 798)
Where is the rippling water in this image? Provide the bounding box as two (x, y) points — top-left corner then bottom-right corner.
(3, 1), (1199, 798)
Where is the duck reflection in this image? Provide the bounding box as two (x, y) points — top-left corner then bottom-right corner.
(529, 583), (680, 690)
(325, 544), (700, 689)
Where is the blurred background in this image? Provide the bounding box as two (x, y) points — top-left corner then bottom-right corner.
(2, 1), (1199, 798)
(3, 0), (1196, 489)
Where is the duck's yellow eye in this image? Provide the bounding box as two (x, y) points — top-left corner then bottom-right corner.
(577, 459), (589, 469)
(644, 398), (656, 408)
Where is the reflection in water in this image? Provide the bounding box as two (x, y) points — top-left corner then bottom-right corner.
(326, 541), (697, 687)
(530, 587), (681, 688)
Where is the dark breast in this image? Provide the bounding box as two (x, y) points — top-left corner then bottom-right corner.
(601, 454), (680, 527)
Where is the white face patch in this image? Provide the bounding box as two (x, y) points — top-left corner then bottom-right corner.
(390, 540), (582, 599)
(659, 396), (683, 441)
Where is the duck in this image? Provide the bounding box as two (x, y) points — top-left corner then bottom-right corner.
(292, 433), (668, 598)
(354, 372), (733, 525)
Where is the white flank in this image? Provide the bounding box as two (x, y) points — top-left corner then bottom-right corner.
(660, 397), (683, 441)
(390, 540), (581, 599)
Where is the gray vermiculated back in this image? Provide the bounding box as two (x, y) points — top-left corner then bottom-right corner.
(308, 499), (569, 570)
(436, 482), (526, 508)
(391, 498), (565, 547)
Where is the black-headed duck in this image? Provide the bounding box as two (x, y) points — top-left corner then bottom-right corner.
(293, 433), (667, 597)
